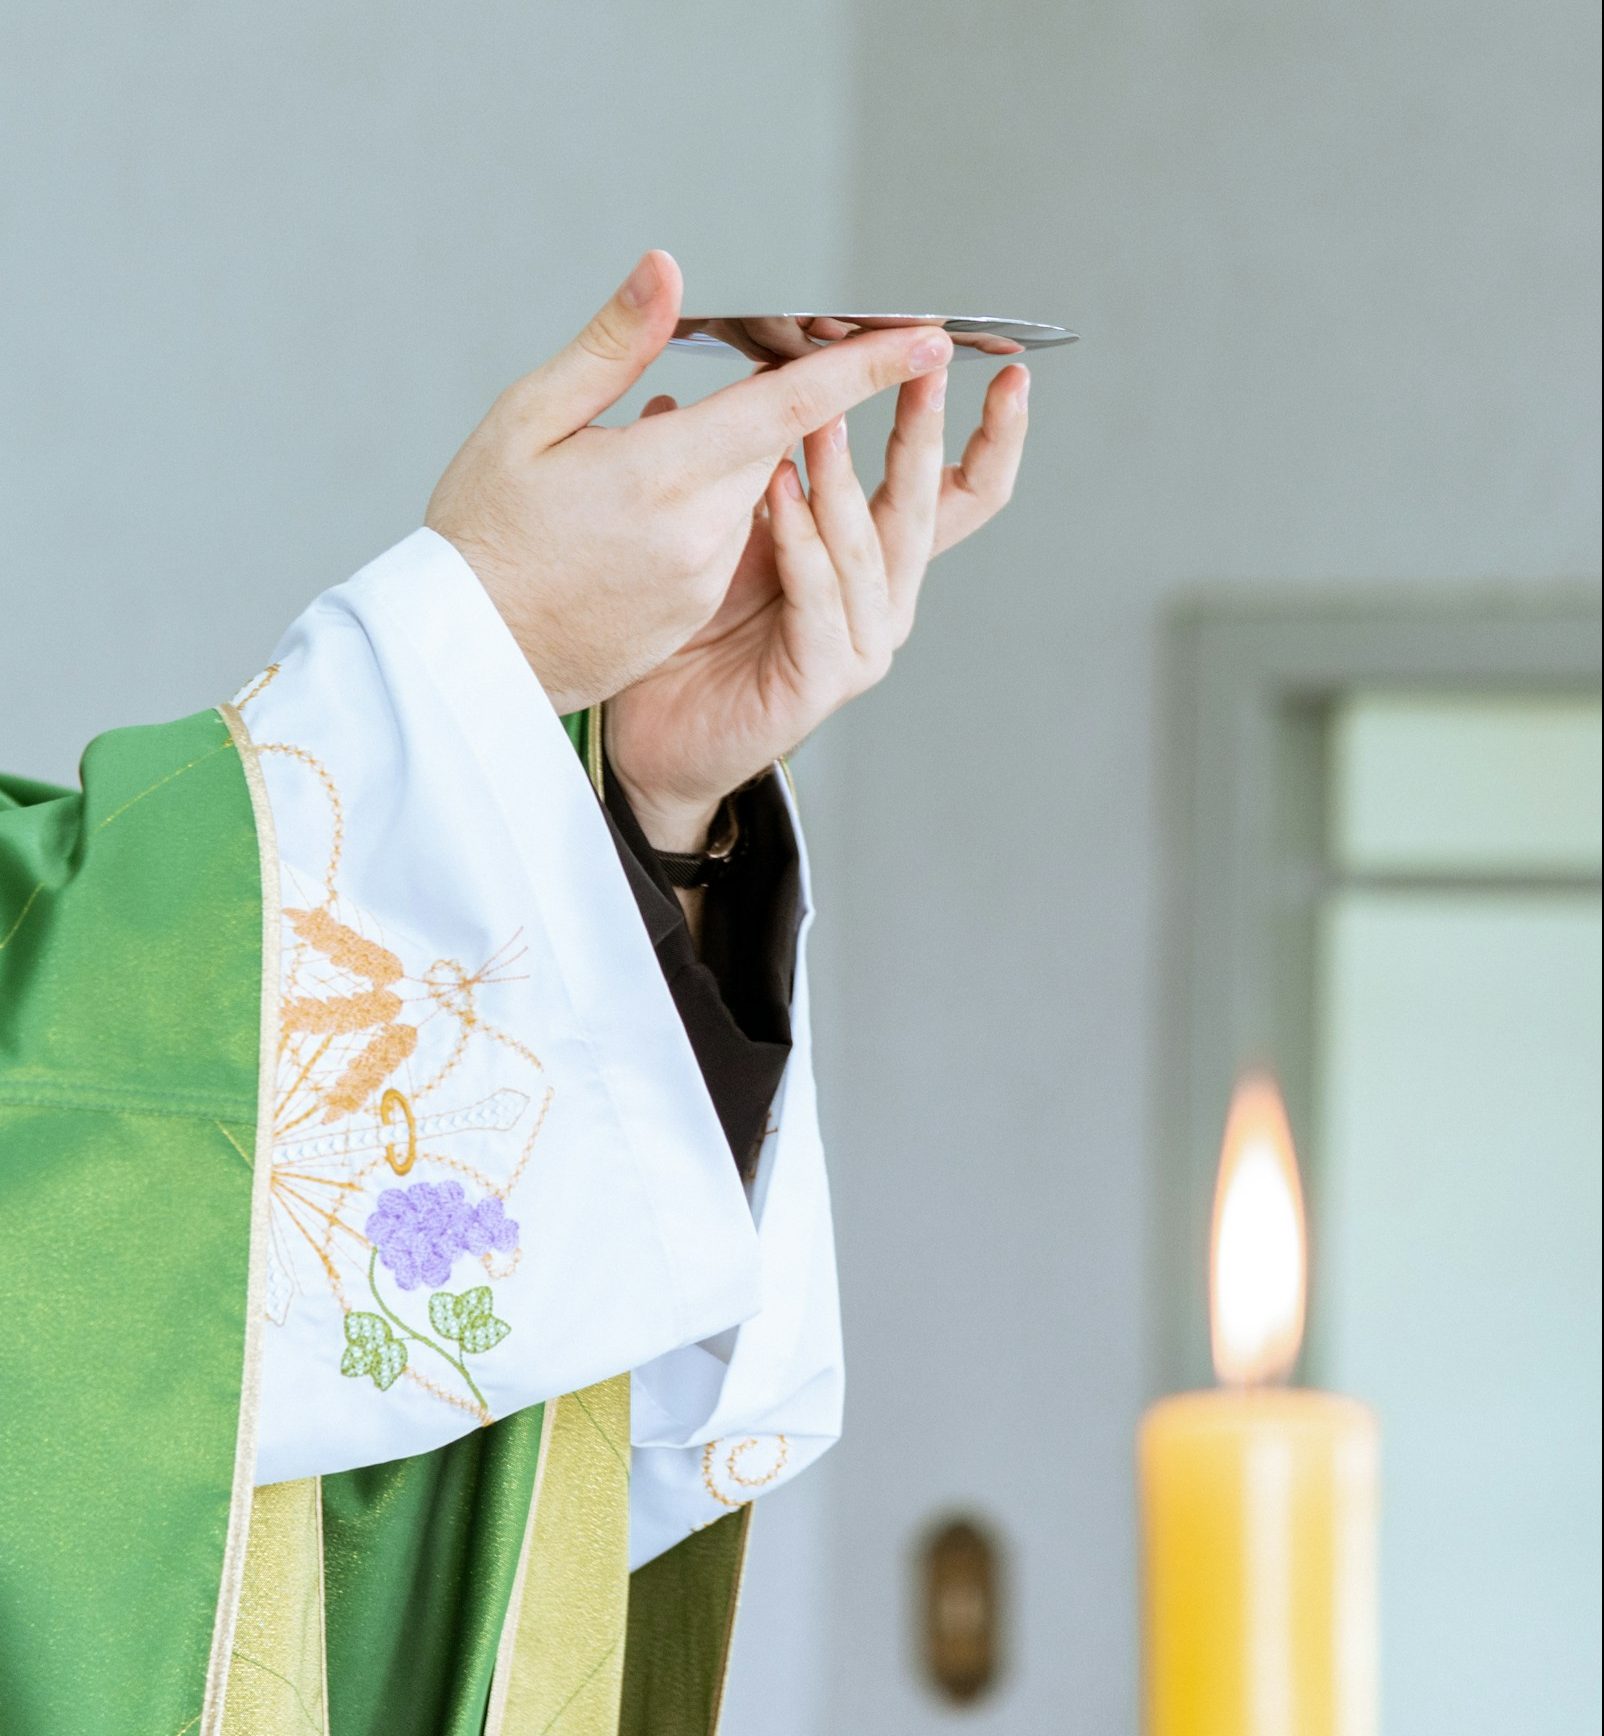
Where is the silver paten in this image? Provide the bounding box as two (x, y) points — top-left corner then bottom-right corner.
(669, 314), (1077, 364)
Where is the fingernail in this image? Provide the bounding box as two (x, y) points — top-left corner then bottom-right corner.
(619, 252), (658, 309)
(927, 370), (948, 412)
(909, 336), (951, 372)
(782, 464), (805, 500)
(830, 416), (848, 451)
(1014, 369), (1032, 408)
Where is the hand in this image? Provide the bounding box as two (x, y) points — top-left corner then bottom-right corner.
(605, 362), (1031, 849)
(426, 251), (955, 714)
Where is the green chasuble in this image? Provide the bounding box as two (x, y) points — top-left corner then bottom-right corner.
(0, 707), (748, 1736)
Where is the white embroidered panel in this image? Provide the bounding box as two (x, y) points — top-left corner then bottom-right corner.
(242, 530), (841, 1566)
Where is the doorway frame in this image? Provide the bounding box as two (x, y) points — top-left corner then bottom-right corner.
(1154, 580), (1603, 1392)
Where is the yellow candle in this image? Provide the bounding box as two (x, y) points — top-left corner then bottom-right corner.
(1140, 1075), (1379, 1736)
(1139, 1389), (1379, 1736)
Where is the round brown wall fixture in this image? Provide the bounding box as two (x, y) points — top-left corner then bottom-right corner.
(918, 1514), (1004, 1704)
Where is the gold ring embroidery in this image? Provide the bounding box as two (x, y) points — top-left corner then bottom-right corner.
(379, 1088), (418, 1175)
(701, 1435), (791, 1510)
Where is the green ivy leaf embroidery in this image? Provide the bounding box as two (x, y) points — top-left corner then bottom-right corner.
(428, 1285), (511, 1356)
(427, 1290), (466, 1339)
(460, 1313), (511, 1356)
(340, 1310), (407, 1390)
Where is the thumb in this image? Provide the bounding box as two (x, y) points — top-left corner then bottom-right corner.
(511, 250), (683, 446)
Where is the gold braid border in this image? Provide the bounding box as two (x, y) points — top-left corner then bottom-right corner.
(202, 703), (287, 1734)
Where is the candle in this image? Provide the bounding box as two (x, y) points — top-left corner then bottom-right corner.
(1139, 1075), (1379, 1736)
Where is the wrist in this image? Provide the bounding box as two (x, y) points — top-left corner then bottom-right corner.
(427, 524), (593, 714)
(615, 781), (723, 854)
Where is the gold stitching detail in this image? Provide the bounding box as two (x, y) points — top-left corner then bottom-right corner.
(283, 908), (400, 988)
(397, 1358), (491, 1423)
(236, 665), (281, 708)
(319, 1024), (419, 1122)
(202, 703), (283, 1735)
(726, 1434), (790, 1490)
(259, 733), (551, 1424)
(257, 745), (344, 897)
(700, 1435), (791, 1510)
(283, 988), (404, 1036)
(0, 884), (42, 953)
(379, 1089), (418, 1175)
(216, 1122), (255, 1172)
(1, 738), (233, 955)
(94, 743), (234, 834)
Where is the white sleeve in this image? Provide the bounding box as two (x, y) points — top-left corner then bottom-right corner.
(244, 529), (773, 1484)
(627, 783), (843, 1570)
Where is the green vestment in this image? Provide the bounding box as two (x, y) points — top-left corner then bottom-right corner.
(0, 706), (748, 1736)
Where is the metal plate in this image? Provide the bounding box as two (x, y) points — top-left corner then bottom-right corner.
(669, 313), (1077, 363)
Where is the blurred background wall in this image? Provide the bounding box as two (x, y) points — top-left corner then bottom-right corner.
(0, 1), (858, 777)
(815, 4), (1599, 1731)
(2, 3), (1598, 1732)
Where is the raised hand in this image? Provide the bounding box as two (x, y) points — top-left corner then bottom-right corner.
(426, 251), (954, 714)
(605, 361), (1031, 849)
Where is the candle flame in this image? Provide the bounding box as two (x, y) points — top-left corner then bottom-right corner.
(1210, 1072), (1307, 1386)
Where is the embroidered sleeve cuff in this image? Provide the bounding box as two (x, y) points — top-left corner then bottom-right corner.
(626, 775), (844, 1569)
(242, 529), (763, 1486)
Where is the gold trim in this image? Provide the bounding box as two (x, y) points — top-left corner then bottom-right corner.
(482, 1396), (561, 1736)
(221, 1477), (329, 1735)
(584, 704), (606, 800)
(708, 1506), (755, 1736)
(487, 1377), (631, 1732)
(700, 1436), (791, 1510)
(314, 1476), (330, 1732)
(203, 702), (286, 1734)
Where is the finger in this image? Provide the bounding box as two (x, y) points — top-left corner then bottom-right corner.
(727, 317), (825, 361)
(753, 452), (787, 521)
(934, 363), (1030, 555)
(801, 416), (891, 662)
(689, 318), (822, 365)
(669, 325), (954, 480)
(639, 394), (679, 419)
(767, 460), (850, 663)
(504, 250), (683, 448)
(870, 367), (947, 613)
(830, 316), (940, 334)
(947, 331), (1026, 355)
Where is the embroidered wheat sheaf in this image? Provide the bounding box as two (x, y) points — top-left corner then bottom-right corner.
(238, 675), (555, 1425)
